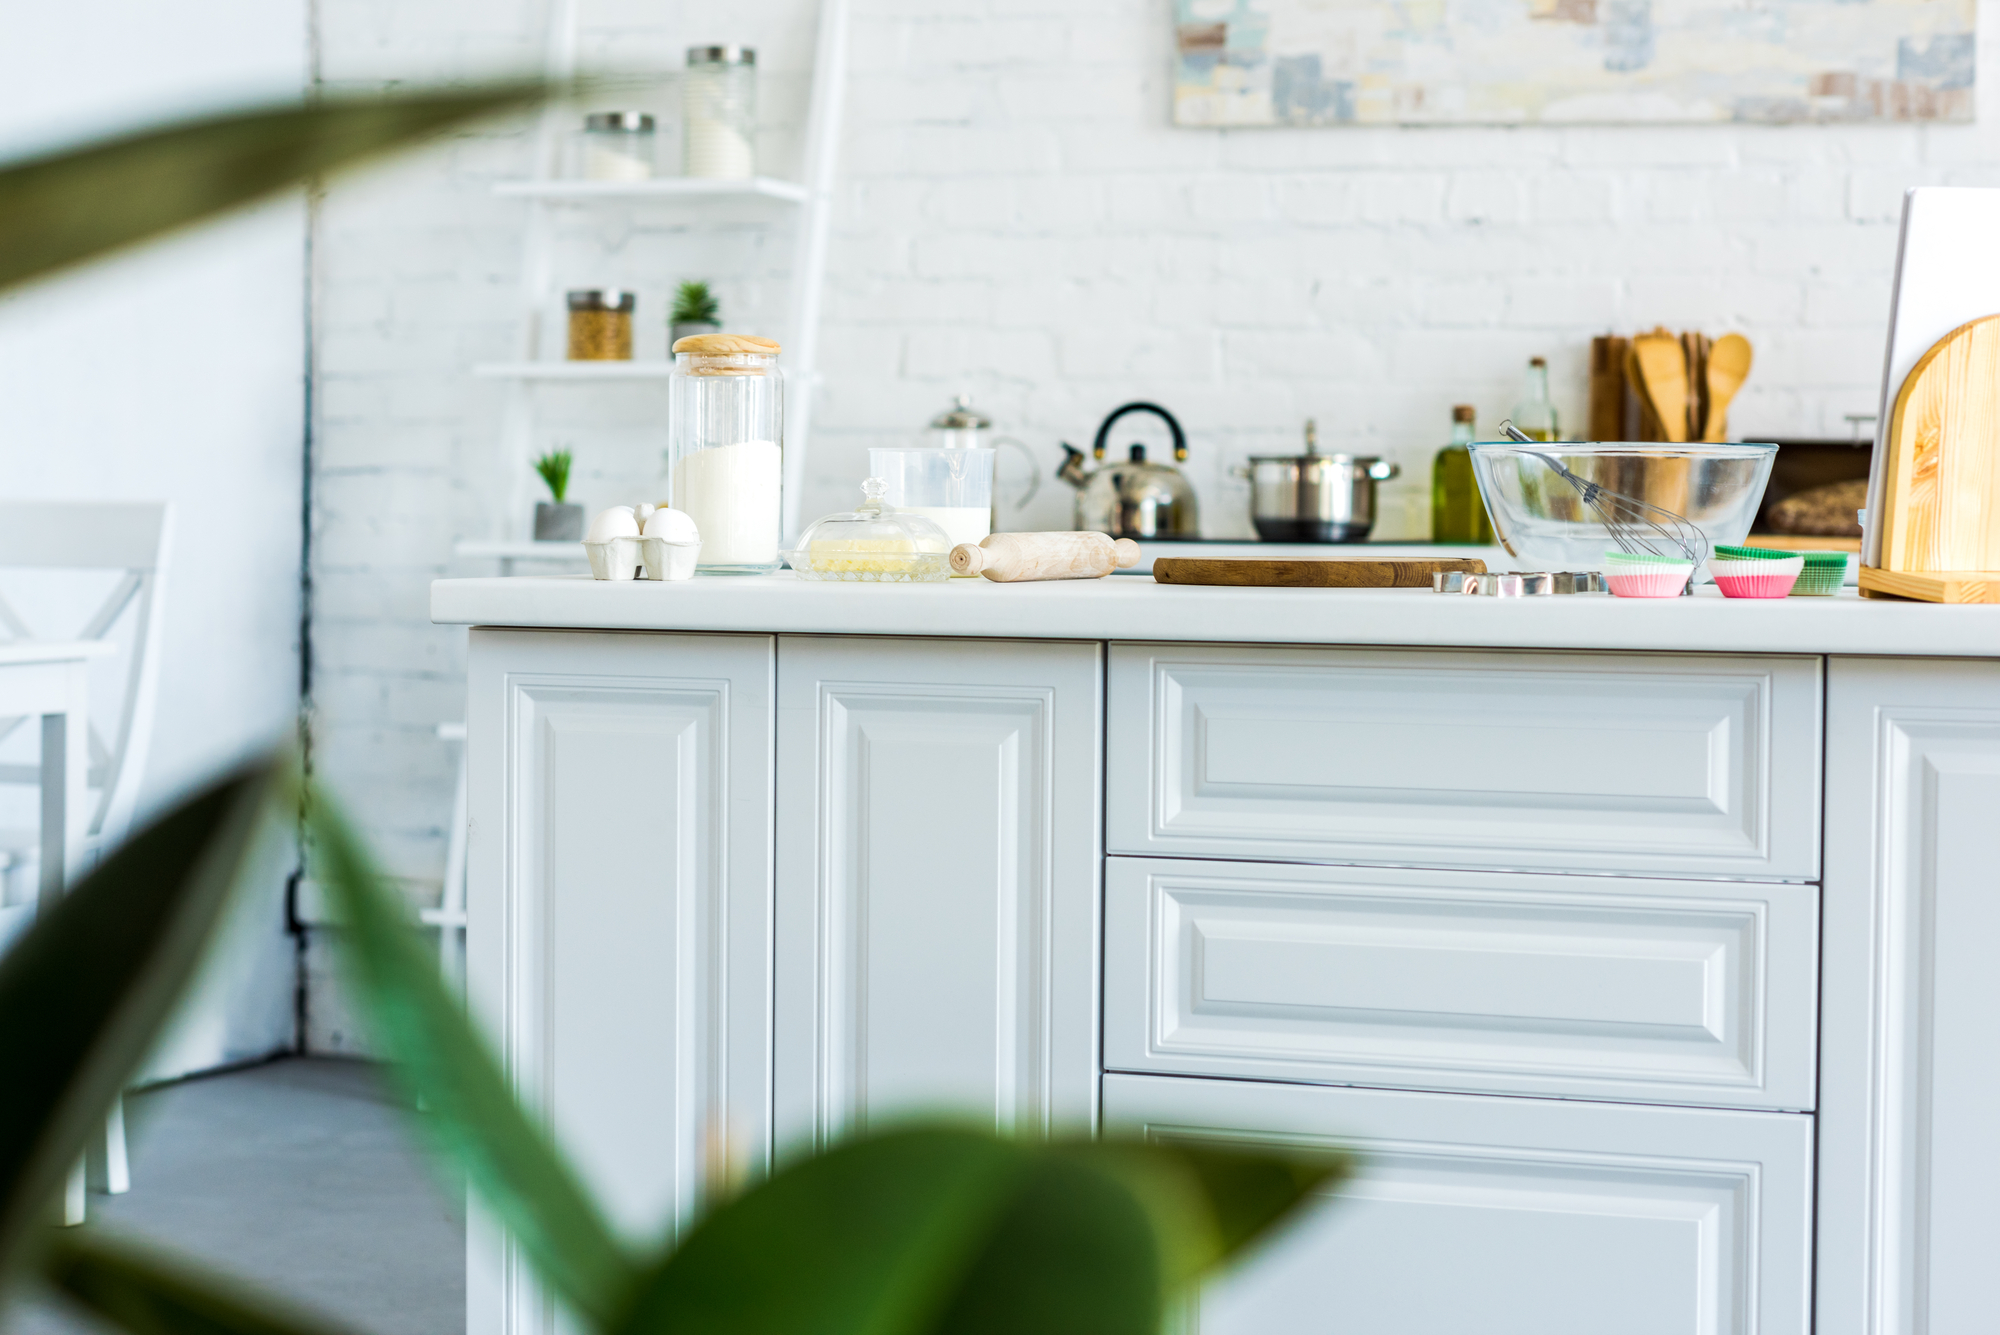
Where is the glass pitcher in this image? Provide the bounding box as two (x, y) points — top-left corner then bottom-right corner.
(925, 395), (1039, 524)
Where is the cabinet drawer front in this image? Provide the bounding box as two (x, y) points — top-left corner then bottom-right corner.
(1105, 1073), (1812, 1335)
(1107, 643), (1821, 879)
(1106, 858), (1817, 1109)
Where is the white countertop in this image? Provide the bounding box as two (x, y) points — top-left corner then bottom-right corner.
(432, 572), (2000, 658)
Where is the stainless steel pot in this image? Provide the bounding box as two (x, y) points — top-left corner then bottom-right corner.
(1236, 428), (1399, 543)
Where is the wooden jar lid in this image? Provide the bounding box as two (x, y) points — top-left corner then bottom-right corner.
(672, 333), (781, 356)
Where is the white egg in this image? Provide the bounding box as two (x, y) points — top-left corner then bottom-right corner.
(633, 502), (657, 526)
(643, 507), (700, 542)
(585, 506), (640, 543)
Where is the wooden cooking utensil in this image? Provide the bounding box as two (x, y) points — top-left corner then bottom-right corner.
(950, 531), (1140, 581)
(1152, 557), (1485, 588)
(1588, 335), (1629, 442)
(1704, 334), (1753, 442)
(1631, 334), (1690, 443)
(1623, 343), (1662, 440)
(1868, 314), (2000, 592)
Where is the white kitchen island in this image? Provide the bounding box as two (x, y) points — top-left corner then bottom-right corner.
(433, 573), (2000, 1335)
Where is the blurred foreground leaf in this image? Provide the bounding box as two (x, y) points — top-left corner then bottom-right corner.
(609, 1126), (1347, 1335)
(45, 1232), (351, 1335)
(0, 760), (275, 1273)
(0, 84), (546, 294)
(305, 790), (637, 1326)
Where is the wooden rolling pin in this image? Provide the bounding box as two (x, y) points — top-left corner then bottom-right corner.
(950, 532), (1142, 582)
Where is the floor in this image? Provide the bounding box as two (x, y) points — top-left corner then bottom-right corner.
(5, 1058), (464, 1335)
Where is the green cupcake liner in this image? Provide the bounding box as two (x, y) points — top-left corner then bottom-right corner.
(1714, 544), (1797, 561)
(1789, 567), (1846, 596)
(1801, 550), (1850, 567)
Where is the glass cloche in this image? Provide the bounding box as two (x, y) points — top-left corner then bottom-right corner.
(783, 478), (954, 582)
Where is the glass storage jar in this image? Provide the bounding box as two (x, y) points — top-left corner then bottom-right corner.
(668, 333), (783, 574)
(566, 290), (634, 360)
(683, 46), (756, 179)
(580, 111), (656, 180)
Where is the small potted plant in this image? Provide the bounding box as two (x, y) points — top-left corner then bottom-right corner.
(532, 448), (583, 540)
(670, 279), (721, 346)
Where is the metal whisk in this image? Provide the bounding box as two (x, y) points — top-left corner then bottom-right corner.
(1496, 421), (1709, 583)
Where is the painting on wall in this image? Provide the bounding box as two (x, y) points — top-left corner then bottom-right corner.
(1172, 0), (1977, 126)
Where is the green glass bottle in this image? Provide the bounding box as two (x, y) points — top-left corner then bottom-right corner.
(1432, 404), (1493, 544)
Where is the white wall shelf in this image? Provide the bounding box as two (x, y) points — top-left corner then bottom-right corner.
(474, 362), (674, 380)
(484, 0), (850, 544)
(493, 177), (810, 204)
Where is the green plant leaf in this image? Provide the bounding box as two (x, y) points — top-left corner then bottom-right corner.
(916, 1147), (1162, 1335)
(0, 760), (277, 1274)
(0, 83), (547, 296)
(304, 789), (636, 1327)
(610, 1127), (1024, 1335)
(922, 1138), (1346, 1335)
(671, 280), (718, 326)
(43, 1232), (355, 1335)
(1076, 1138), (1351, 1291)
(610, 1129), (1345, 1335)
(533, 448), (573, 504)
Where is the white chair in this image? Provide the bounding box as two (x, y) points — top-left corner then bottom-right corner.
(0, 500), (171, 1220)
(419, 721), (468, 989)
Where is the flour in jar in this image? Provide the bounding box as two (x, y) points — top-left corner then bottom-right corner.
(672, 440), (782, 568)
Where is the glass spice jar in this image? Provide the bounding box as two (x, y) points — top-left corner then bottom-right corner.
(683, 46), (756, 179)
(668, 334), (783, 574)
(566, 290), (635, 361)
(580, 111), (656, 181)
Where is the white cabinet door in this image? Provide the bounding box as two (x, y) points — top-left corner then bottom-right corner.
(1105, 1073), (1813, 1335)
(1107, 643), (1822, 880)
(1818, 656), (2000, 1335)
(774, 635), (1101, 1151)
(1105, 856), (1818, 1109)
(466, 630), (773, 1334)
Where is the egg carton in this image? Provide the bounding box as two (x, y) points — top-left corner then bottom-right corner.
(585, 535), (700, 581)
(584, 505), (701, 580)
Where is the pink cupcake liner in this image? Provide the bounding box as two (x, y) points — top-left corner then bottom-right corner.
(1606, 569), (1689, 598)
(1712, 571), (1799, 599)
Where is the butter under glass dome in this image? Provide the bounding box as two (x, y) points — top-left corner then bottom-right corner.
(784, 478), (954, 582)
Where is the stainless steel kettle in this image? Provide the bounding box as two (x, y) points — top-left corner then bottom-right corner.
(1056, 402), (1200, 539)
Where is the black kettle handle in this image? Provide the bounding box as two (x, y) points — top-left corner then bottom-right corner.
(1092, 401), (1187, 463)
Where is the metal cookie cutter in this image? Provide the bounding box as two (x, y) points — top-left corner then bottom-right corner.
(1432, 571), (1606, 596)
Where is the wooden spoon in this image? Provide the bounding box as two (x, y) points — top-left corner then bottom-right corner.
(1632, 333), (1690, 443)
(1624, 343), (1661, 440)
(1704, 334), (1753, 441)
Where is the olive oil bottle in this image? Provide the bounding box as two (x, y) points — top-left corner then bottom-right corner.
(1432, 405), (1493, 544)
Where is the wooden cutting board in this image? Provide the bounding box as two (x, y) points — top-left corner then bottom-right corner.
(1876, 314), (2000, 578)
(1153, 557), (1486, 588)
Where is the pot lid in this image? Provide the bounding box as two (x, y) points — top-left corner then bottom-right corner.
(929, 393), (992, 430)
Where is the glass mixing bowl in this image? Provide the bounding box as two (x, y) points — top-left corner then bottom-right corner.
(1468, 442), (1777, 572)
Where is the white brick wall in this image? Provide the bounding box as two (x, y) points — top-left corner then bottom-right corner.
(308, 0), (2000, 1042)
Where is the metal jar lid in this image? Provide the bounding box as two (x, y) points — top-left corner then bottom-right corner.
(688, 45), (755, 66)
(584, 112), (655, 133)
(567, 289), (637, 312)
